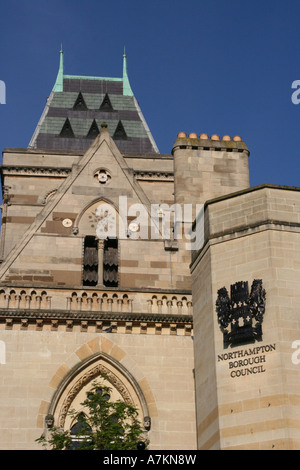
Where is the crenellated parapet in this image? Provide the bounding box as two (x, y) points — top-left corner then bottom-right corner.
(172, 132), (249, 155)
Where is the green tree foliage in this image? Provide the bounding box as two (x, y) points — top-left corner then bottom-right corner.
(36, 377), (148, 450)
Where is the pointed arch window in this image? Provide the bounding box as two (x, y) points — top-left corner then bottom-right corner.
(70, 413), (93, 450)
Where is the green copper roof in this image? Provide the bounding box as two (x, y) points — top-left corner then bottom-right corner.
(52, 47), (133, 97)
(29, 49), (158, 154)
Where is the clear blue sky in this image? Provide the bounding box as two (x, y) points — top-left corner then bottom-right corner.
(1, 0), (300, 188)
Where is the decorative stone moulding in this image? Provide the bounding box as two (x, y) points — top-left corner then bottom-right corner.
(0, 311), (193, 336)
(134, 170), (174, 182)
(1, 166), (71, 177)
(0, 289), (50, 310)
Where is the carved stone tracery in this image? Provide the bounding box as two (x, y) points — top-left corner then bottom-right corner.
(57, 363), (134, 428)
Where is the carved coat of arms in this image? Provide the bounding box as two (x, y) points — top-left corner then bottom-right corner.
(216, 280), (266, 349)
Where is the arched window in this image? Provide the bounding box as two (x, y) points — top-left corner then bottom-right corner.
(83, 236), (118, 287)
(69, 413), (93, 450)
(46, 353), (151, 434)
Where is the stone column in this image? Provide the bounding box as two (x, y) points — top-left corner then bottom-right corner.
(66, 296), (72, 311)
(97, 239), (105, 287)
(15, 294), (21, 310)
(25, 295), (31, 309)
(4, 294), (10, 309)
(36, 295), (42, 310)
(87, 297), (92, 311)
(46, 296), (52, 309)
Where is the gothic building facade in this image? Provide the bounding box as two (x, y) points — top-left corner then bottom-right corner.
(0, 51), (299, 450)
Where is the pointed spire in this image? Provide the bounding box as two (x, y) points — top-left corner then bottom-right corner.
(122, 48), (133, 97)
(53, 45), (64, 93)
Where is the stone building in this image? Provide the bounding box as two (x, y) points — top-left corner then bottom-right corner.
(0, 50), (299, 450)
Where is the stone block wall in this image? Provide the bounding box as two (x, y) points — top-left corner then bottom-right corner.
(0, 328), (196, 450)
(191, 185), (300, 450)
(172, 133), (250, 207)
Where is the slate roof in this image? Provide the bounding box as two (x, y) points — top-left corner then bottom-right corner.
(28, 51), (159, 154)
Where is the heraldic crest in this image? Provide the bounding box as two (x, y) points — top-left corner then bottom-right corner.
(216, 279), (266, 349)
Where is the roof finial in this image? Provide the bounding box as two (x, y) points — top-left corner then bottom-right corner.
(53, 45), (64, 93)
(122, 47), (133, 97)
(123, 46), (127, 75)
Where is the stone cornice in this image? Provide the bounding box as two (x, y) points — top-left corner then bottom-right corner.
(1, 165), (71, 177)
(134, 170), (174, 181)
(0, 309), (193, 335)
(2, 147), (85, 156)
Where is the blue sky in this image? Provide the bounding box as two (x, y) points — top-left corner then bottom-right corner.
(0, 0), (300, 188)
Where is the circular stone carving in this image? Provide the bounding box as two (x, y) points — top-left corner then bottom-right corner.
(94, 169), (111, 185)
(98, 173), (108, 183)
(62, 218), (73, 227)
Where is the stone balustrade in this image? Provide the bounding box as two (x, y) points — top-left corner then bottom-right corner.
(0, 287), (192, 316)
